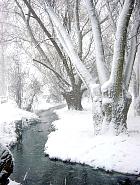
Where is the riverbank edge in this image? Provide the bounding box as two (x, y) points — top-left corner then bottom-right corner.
(8, 117), (41, 149)
(44, 106), (140, 176)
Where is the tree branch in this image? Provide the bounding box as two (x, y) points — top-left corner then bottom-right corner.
(33, 59), (71, 87)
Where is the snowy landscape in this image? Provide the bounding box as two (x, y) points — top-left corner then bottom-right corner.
(1, 98), (140, 184)
(45, 99), (140, 175)
(0, 0), (140, 184)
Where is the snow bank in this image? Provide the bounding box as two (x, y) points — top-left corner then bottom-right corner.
(0, 101), (38, 147)
(9, 179), (21, 185)
(45, 99), (140, 174)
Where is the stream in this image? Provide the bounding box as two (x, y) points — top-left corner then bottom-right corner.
(10, 106), (140, 185)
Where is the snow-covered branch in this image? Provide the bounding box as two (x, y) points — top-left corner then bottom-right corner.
(44, 2), (94, 89)
(110, 0), (135, 94)
(124, 0), (140, 89)
(84, 0), (109, 84)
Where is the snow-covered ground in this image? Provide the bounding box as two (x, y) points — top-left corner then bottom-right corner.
(45, 98), (140, 175)
(0, 101), (38, 147)
(9, 179), (21, 185)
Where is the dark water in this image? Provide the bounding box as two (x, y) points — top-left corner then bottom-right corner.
(10, 107), (140, 185)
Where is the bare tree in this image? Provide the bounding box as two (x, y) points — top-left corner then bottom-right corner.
(8, 55), (24, 108)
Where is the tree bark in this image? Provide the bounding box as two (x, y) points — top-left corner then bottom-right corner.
(91, 84), (103, 135)
(62, 86), (86, 110)
(101, 0), (135, 135)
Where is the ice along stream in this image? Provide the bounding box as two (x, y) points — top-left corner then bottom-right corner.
(10, 106), (140, 185)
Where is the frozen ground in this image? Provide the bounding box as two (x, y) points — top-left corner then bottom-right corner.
(0, 101), (38, 147)
(45, 98), (140, 174)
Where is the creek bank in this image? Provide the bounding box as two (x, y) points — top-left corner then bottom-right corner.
(9, 105), (140, 185)
(45, 106), (140, 175)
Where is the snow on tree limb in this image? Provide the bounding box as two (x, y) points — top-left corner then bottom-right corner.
(124, 0), (140, 90)
(84, 0), (109, 85)
(44, 2), (94, 89)
(110, 0), (135, 95)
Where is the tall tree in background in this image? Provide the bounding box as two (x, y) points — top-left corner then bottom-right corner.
(9, 58), (23, 108)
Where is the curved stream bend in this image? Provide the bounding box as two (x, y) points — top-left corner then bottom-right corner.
(11, 106), (140, 185)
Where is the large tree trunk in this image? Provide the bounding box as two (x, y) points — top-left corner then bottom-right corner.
(84, 0), (109, 135)
(91, 84), (103, 135)
(85, 0), (134, 135)
(62, 86), (86, 110)
(63, 91), (83, 110)
(100, 0), (135, 135)
(110, 93), (131, 134)
(102, 85), (132, 135)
